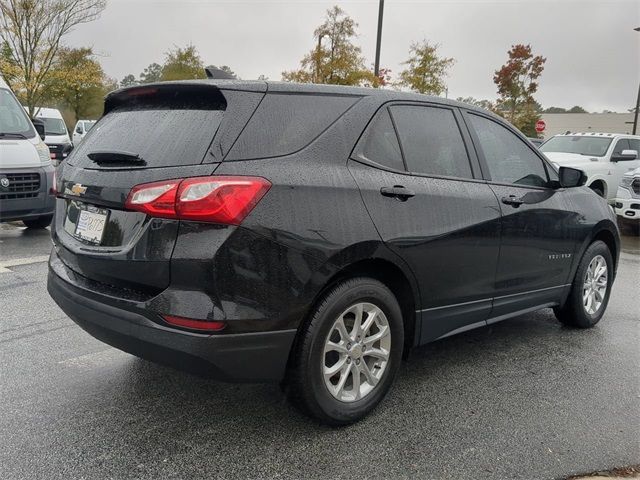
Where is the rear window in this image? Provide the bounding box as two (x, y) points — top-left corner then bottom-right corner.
(70, 88), (225, 168)
(227, 93), (358, 160)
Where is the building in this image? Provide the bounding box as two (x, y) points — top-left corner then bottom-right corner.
(539, 113), (635, 139)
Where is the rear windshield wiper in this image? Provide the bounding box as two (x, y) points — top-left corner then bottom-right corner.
(87, 150), (147, 165)
(0, 132), (28, 139)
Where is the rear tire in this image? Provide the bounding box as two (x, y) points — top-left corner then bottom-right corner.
(554, 240), (613, 328)
(23, 215), (52, 229)
(287, 277), (404, 426)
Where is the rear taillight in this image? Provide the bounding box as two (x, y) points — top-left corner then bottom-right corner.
(124, 176), (271, 225)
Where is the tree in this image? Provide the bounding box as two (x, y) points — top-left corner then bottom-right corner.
(398, 41), (454, 95)
(139, 62), (162, 83)
(543, 106), (567, 113)
(160, 45), (206, 81)
(45, 47), (106, 122)
(282, 6), (378, 87)
(120, 74), (137, 88)
(376, 67), (392, 88)
(0, 40), (20, 87)
(568, 105), (587, 113)
(0, 0), (106, 116)
(493, 44), (546, 136)
(456, 96), (495, 111)
(218, 65), (236, 78)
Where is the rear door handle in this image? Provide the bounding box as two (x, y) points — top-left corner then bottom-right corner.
(501, 195), (524, 207)
(380, 185), (415, 201)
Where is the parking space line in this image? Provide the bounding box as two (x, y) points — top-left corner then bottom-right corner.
(0, 255), (50, 273)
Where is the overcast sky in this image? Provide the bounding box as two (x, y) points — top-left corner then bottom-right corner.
(66, 0), (639, 112)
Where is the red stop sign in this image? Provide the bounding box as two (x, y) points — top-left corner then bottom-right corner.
(535, 119), (546, 133)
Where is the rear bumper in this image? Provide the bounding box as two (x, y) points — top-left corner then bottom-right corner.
(47, 253), (297, 383)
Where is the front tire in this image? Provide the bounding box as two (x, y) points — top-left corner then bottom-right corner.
(554, 240), (613, 328)
(23, 215), (52, 229)
(287, 277), (404, 426)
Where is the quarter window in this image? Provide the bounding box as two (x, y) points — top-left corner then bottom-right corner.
(358, 108), (404, 171)
(390, 105), (473, 179)
(468, 114), (549, 187)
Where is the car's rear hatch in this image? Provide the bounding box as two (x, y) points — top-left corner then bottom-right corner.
(52, 82), (265, 295)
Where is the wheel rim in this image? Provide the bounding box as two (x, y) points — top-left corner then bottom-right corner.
(322, 302), (391, 403)
(582, 255), (608, 315)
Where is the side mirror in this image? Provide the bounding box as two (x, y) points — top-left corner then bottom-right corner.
(611, 149), (638, 162)
(75, 126), (83, 134)
(31, 118), (46, 141)
(559, 166), (587, 188)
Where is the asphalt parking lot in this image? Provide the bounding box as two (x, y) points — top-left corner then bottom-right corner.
(0, 222), (638, 480)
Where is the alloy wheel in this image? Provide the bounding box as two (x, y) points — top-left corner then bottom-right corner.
(582, 254), (608, 315)
(322, 302), (391, 402)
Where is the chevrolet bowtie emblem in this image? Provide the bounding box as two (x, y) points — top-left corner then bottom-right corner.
(69, 183), (87, 196)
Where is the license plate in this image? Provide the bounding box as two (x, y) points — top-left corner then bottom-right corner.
(74, 209), (108, 244)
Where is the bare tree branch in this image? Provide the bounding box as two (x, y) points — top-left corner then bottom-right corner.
(0, 0), (106, 116)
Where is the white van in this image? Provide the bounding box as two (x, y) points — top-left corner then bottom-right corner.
(30, 106), (74, 166)
(72, 119), (96, 145)
(0, 76), (56, 228)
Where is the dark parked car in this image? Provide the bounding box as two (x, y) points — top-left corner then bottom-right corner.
(48, 81), (620, 425)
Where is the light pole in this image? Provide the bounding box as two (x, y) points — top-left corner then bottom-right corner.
(374, 0), (385, 78)
(632, 27), (640, 135)
(633, 27), (640, 135)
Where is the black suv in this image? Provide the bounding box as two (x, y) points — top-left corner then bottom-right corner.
(48, 81), (619, 425)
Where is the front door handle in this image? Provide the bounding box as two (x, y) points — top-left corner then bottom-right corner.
(381, 185), (415, 201)
(501, 195), (524, 208)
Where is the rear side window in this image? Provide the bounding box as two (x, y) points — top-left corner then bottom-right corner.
(390, 105), (473, 179)
(356, 108), (404, 171)
(227, 93), (358, 160)
(612, 139), (629, 156)
(70, 89), (225, 168)
(468, 113), (548, 187)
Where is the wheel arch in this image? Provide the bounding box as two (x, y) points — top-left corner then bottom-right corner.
(287, 244), (421, 378)
(572, 220), (620, 281)
(587, 177), (608, 197)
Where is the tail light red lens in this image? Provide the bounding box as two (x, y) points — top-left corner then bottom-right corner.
(124, 176), (271, 225)
(162, 315), (226, 332)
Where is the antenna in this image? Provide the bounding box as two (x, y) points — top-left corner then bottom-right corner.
(204, 67), (235, 80)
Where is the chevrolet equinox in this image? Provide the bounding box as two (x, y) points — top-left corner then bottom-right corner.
(48, 81), (620, 425)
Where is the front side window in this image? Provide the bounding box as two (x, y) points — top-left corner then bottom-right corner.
(390, 105), (472, 179)
(357, 108), (404, 171)
(0, 88), (36, 138)
(468, 113), (548, 187)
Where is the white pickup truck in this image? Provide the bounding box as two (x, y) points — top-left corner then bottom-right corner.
(540, 132), (640, 200)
